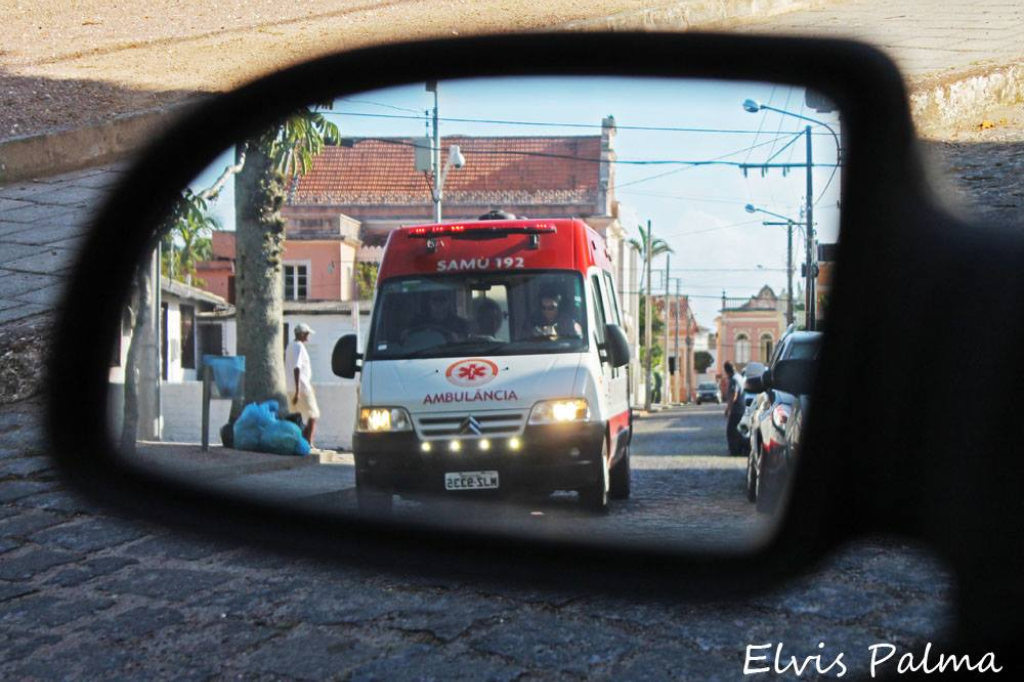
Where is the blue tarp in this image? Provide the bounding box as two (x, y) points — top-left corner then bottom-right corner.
(203, 355), (245, 398)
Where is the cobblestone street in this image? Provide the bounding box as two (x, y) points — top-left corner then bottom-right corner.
(2, 1), (1024, 677)
(3, 105), (1023, 682)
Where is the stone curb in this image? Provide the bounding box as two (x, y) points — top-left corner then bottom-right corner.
(0, 99), (205, 184)
(911, 62), (1024, 137)
(1, 4), (1022, 182)
(560, 0), (836, 31)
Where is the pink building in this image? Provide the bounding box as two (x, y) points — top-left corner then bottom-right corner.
(196, 215), (362, 303)
(715, 285), (786, 373)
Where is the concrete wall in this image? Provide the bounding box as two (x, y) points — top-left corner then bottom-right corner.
(108, 380), (360, 450)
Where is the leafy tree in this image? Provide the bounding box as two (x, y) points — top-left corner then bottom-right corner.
(694, 350), (713, 374)
(356, 262), (379, 301)
(160, 189), (220, 286)
(234, 108), (339, 406)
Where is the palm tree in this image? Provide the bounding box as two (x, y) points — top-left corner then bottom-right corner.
(234, 108), (339, 407)
(162, 189), (221, 286)
(629, 223), (673, 410)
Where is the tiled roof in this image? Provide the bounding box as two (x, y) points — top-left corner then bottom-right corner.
(290, 136), (602, 206)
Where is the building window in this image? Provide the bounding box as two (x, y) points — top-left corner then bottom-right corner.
(284, 264), (308, 300)
(760, 333), (774, 363)
(735, 333), (751, 365)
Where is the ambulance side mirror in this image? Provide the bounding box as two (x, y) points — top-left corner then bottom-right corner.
(603, 324), (630, 369)
(332, 334), (362, 379)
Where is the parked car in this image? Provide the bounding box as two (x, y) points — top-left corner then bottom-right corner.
(695, 381), (721, 404)
(745, 332), (822, 511)
(733, 361), (765, 456)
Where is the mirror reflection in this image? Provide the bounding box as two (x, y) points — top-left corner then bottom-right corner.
(107, 76), (842, 549)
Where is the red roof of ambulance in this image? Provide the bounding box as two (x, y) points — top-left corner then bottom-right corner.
(377, 219), (611, 281)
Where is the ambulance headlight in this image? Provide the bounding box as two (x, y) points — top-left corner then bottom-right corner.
(528, 399), (590, 424)
(358, 407), (413, 432)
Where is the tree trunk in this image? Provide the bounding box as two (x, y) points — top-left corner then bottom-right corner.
(121, 257), (157, 454)
(234, 137), (288, 408)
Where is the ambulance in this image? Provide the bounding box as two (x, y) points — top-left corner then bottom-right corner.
(332, 217), (632, 514)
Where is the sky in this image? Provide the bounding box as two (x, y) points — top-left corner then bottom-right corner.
(190, 76), (842, 328)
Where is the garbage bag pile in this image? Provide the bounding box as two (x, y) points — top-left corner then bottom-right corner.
(232, 400), (310, 456)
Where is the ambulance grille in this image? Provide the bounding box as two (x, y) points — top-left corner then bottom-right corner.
(415, 412), (526, 438)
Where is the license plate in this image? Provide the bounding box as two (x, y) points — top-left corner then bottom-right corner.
(444, 471), (499, 491)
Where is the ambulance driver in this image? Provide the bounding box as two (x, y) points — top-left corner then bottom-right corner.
(529, 287), (582, 339)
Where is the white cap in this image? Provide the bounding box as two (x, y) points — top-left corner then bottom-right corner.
(295, 322), (315, 335)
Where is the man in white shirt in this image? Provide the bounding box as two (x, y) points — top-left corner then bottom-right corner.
(285, 322), (320, 448)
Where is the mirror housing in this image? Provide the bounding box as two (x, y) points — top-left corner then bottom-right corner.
(332, 334), (361, 378)
(603, 324), (630, 368)
(771, 359), (816, 396)
(745, 371), (766, 393)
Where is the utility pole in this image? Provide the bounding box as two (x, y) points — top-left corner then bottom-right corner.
(685, 307), (694, 404)
(662, 254), (670, 406)
(787, 221), (794, 327)
(428, 82), (442, 222)
(762, 219), (796, 327)
(673, 278), (680, 405)
(804, 125), (816, 330)
(644, 220), (653, 412)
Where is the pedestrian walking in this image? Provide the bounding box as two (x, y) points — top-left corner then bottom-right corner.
(723, 361), (743, 455)
(286, 322), (320, 449)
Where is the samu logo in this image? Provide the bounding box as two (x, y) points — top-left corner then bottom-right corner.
(445, 358), (499, 387)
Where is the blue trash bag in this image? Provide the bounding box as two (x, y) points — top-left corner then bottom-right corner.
(203, 355), (245, 398)
(262, 419), (311, 457)
(233, 400), (279, 452)
(233, 399), (310, 456)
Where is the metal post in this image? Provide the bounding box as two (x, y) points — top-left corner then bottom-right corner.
(201, 365), (212, 451)
(644, 221), (653, 412)
(787, 221), (794, 327)
(685, 309), (694, 404)
(805, 125), (815, 330)
(662, 254), (670, 405)
(673, 278), (680, 405)
(432, 85), (442, 223)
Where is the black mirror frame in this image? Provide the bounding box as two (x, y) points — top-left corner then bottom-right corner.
(48, 32), (954, 605)
(604, 323), (631, 369)
(772, 359), (816, 396)
(332, 334), (361, 379)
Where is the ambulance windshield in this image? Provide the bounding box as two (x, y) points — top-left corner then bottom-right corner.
(367, 271), (588, 360)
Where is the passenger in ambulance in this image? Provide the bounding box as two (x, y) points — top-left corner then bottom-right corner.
(470, 298), (504, 340)
(404, 289), (469, 342)
(528, 288), (583, 339)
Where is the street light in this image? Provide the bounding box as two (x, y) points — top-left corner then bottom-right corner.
(745, 204), (798, 327)
(742, 101), (840, 330)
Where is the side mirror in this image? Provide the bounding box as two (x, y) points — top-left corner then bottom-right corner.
(744, 371), (766, 393)
(771, 359), (816, 396)
(603, 324), (630, 368)
(332, 334), (362, 378)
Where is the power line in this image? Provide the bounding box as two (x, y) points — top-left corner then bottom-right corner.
(360, 136), (841, 169)
(615, 129), (806, 191)
(322, 109), (837, 136)
(335, 99), (425, 115)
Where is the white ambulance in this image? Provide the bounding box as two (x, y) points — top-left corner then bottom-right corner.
(332, 218), (632, 513)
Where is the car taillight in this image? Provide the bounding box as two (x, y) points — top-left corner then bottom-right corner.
(772, 404), (792, 430)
